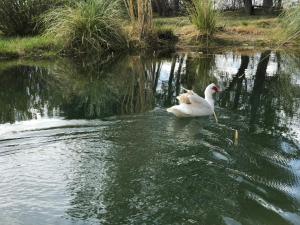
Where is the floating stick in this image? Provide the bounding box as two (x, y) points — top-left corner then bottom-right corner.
(234, 129), (239, 146)
(213, 111), (218, 123)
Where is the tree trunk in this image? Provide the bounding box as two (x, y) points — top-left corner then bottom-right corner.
(243, 0), (253, 15)
(153, 0), (167, 16)
(277, 0), (282, 9)
(249, 51), (270, 132)
(172, 0), (180, 16)
(175, 55), (184, 96)
(167, 56), (177, 105)
(263, 0), (273, 8)
(263, 0), (273, 13)
(129, 0), (135, 21)
(232, 56), (249, 110)
(137, 0), (153, 40)
(220, 55), (249, 109)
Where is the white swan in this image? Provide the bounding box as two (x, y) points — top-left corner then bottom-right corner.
(167, 83), (221, 117)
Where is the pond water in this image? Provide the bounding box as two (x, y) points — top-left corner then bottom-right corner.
(0, 50), (299, 225)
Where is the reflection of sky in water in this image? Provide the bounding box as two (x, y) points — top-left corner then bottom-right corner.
(156, 61), (171, 92)
(156, 52), (299, 98)
(158, 52), (286, 85)
(266, 52), (278, 77)
(214, 52), (278, 80)
(159, 61), (172, 81)
(156, 57), (186, 92)
(214, 52), (240, 76)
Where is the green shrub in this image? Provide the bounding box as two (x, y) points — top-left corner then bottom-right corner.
(186, 0), (217, 36)
(155, 26), (177, 41)
(280, 6), (300, 42)
(0, 0), (65, 36)
(43, 0), (127, 55)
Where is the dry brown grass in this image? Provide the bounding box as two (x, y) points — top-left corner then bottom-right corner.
(166, 14), (286, 49)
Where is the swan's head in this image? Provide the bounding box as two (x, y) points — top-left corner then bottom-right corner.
(205, 83), (221, 95)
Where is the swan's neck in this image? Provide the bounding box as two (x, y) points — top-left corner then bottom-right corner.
(204, 91), (214, 109)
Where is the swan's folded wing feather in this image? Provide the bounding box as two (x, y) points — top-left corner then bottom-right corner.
(187, 94), (211, 108)
(177, 93), (191, 104)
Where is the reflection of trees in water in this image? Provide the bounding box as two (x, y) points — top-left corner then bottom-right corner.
(120, 56), (158, 114)
(0, 65), (64, 123)
(1, 51), (299, 136)
(0, 55), (179, 122)
(61, 53), (191, 117)
(220, 55), (249, 110)
(157, 54), (185, 106)
(59, 55), (163, 118)
(249, 51), (271, 132)
(220, 51), (299, 136)
(183, 53), (217, 92)
(0, 53), (226, 123)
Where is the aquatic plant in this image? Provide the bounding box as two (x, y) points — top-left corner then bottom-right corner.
(0, 0), (64, 36)
(43, 0), (127, 55)
(186, 0), (217, 36)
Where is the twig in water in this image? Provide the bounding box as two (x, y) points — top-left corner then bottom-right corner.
(234, 129), (239, 146)
(213, 111), (218, 123)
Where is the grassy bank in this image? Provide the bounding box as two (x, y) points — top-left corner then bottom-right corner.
(0, 12), (298, 59)
(155, 12), (292, 49)
(0, 35), (60, 59)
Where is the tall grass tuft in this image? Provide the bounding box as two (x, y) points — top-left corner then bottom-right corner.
(186, 0), (217, 36)
(43, 0), (127, 55)
(0, 0), (64, 36)
(279, 6), (300, 42)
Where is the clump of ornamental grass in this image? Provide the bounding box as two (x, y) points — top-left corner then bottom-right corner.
(186, 0), (217, 36)
(279, 6), (300, 42)
(43, 0), (127, 55)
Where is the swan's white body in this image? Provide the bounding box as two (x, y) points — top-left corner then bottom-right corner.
(167, 83), (220, 117)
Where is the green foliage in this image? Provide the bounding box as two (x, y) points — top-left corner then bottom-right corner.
(280, 6), (300, 42)
(43, 0), (127, 55)
(186, 0), (217, 36)
(0, 0), (65, 36)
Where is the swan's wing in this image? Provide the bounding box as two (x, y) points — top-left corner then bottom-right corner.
(177, 93), (191, 104)
(167, 105), (191, 117)
(176, 89), (196, 104)
(187, 94), (211, 108)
